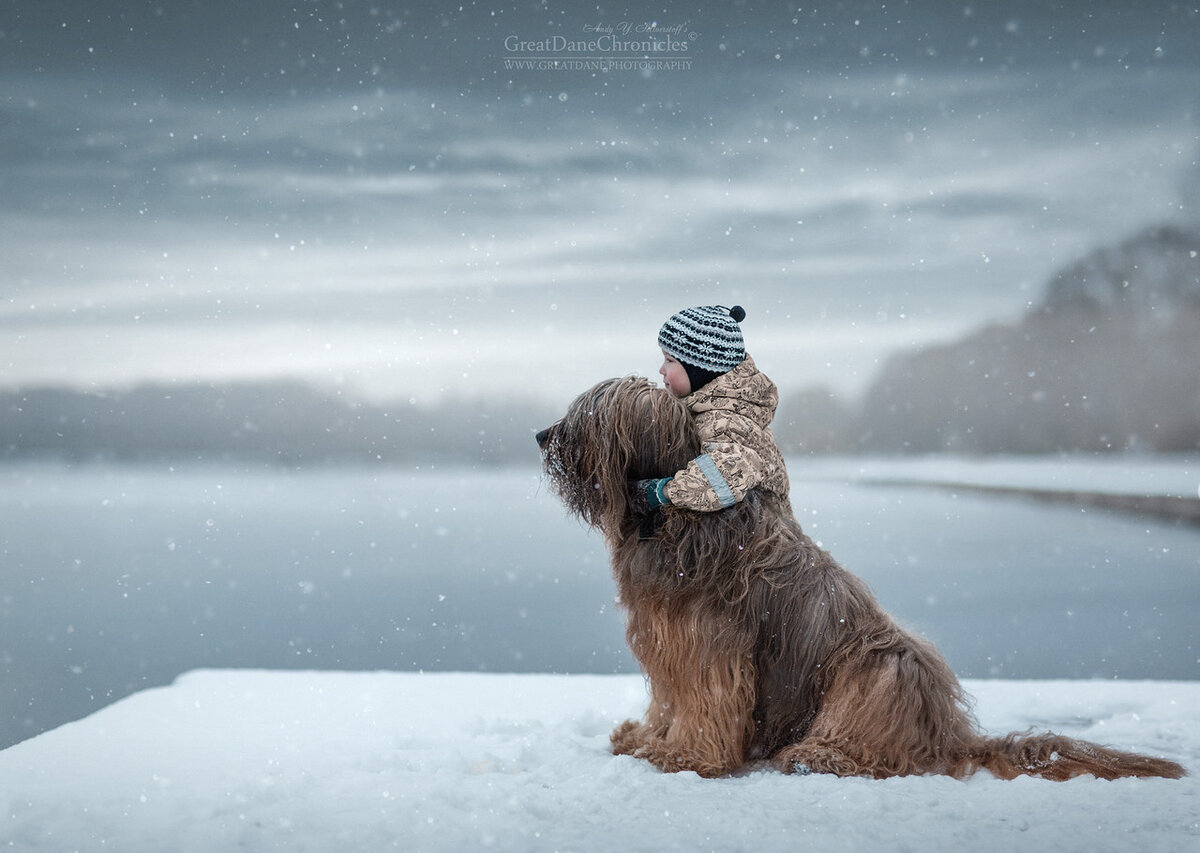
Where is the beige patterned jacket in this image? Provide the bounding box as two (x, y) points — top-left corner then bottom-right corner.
(662, 355), (792, 513)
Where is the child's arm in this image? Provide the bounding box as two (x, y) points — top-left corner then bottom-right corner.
(648, 441), (767, 513)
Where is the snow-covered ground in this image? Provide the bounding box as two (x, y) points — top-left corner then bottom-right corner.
(0, 671), (1195, 852)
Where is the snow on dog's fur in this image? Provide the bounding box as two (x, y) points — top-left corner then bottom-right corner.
(537, 377), (1186, 780)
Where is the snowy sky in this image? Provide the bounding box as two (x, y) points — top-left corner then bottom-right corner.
(2, 2), (1198, 404)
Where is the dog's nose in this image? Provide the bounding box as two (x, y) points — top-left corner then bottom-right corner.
(535, 427), (551, 448)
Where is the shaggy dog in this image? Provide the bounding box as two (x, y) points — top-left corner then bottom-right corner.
(536, 377), (1186, 780)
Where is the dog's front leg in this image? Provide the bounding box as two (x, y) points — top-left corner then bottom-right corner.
(618, 609), (756, 777)
(611, 680), (674, 756)
(639, 664), (755, 777)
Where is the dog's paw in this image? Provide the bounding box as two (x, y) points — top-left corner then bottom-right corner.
(610, 719), (646, 755)
(772, 750), (811, 775)
(631, 742), (734, 778)
(774, 742), (861, 777)
(633, 742), (682, 772)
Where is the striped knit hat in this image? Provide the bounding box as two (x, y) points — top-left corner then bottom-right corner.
(658, 305), (747, 391)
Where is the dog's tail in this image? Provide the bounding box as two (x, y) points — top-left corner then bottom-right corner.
(955, 732), (1185, 781)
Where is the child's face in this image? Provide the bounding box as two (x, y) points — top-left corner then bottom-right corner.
(659, 351), (691, 397)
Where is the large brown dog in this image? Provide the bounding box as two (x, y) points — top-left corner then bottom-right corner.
(536, 376), (1185, 780)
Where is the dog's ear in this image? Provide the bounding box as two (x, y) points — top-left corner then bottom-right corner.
(626, 384), (698, 480)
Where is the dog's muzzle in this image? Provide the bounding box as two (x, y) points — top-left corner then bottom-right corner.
(535, 427), (552, 449)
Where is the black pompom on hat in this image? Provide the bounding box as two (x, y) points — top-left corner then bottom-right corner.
(658, 305), (747, 391)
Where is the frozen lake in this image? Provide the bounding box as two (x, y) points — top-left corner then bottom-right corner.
(2, 457), (1198, 750)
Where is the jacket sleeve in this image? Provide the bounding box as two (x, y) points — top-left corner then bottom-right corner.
(662, 441), (766, 512)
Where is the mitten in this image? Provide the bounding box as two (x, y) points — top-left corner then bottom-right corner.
(631, 478), (672, 540)
(630, 478), (672, 514)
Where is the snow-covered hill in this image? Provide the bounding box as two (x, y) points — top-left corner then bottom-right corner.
(1043, 225), (1200, 316)
(858, 225), (1200, 454)
(0, 671), (1194, 852)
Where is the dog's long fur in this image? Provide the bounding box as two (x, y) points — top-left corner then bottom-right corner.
(537, 377), (1186, 780)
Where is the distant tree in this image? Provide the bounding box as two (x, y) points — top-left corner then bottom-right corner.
(853, 224), (1200, 454)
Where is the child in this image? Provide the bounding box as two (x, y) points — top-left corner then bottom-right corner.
(634, 304), (793, 522)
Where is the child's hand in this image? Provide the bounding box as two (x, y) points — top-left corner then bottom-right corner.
(630, 478), (672, 514)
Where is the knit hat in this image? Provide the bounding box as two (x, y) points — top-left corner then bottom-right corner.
(658, 305), (747, 392)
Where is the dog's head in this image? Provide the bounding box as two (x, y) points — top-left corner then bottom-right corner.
(536, 377), (698, 532)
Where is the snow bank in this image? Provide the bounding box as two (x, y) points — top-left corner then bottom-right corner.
(1, 671), (1195, 852)
(800, 454), (1200, 499)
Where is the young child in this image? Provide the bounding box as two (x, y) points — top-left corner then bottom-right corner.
(635, 304), (792, 521)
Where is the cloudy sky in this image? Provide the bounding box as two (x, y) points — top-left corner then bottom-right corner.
(2, 2), (1198, 404)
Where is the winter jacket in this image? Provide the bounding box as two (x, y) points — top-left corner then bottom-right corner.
(662, 355), (792, 513)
